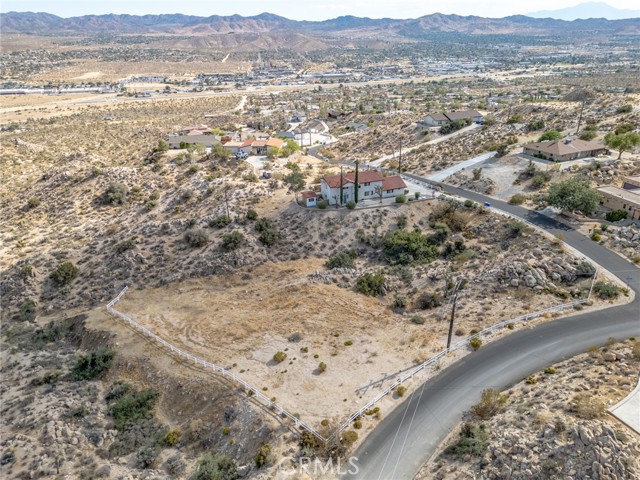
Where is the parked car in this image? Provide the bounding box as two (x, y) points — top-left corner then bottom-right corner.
(235, 151), (248, 159)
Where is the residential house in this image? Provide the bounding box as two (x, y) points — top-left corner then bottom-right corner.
(346, 121), (369, 133)
(320, 171), (407, 206)
(523, 138), (609, 162)
(223, 137), (286, 155)
(597, 175), (640, 220)
(419, 110), (483, 127)
(222, 139), (253, 154)
(167, 125), (219, 149)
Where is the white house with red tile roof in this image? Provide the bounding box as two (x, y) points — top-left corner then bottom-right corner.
(320, 170), (407, 205)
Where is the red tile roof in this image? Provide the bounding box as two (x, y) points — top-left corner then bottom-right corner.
(382, 176), (407, 190)
(344, 170), (384, 184)
(301, 191), (318, 199)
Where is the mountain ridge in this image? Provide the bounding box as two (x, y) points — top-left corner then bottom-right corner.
(528, 2), (640, 20)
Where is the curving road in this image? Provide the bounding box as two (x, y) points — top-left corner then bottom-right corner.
(346, 177), (640, 480)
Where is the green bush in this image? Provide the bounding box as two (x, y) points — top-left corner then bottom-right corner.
(18, 299), (37, 321)
(101, 182), (129, 205)
(165, 428), (181, 447)
(593, 281), (620, 299)
(184, 229), (208, 248)
(72, 347), (115, 381)
(509, 194), (526, 205)
(135, 447), (159, 470)
(383, 230), (438, 265)
(417, 292), (442, 310)
(317, 200), (328, 209)
(355, 272), (386, 297)
(470, 337), (482, 350)
(538, 130), (563, 142)
(346, 200), (356, 209)
(273, 351), (287, 363)
(255, 217), (273, 232)
(258, 228), (279, 246)
(221, 232), (245, 251)
(605, 210), (628, 222)
(575, 261), (596, 277)
(189, 453), (238, 480)
(445, 422), (489, 456)
(579, 130), (597, 141)
(396, 214), (408, 229)
(110, 389), (158, 430)
(430, 222), (451, 244)
(572, 393), (606, 419)
(472, 389), (507, 419)
(342, 430), (358, 445)
(114, 239), (135, 254)
(318, 362), (327, 373)
(508, 219), (526, 237)
(326, 251), (356, 269)
(50, 261), (79, 285)
(616, 105), (633, 114)
(255, 444), (272, 468)
(27, 197), (41, 209)
(591, 232), (601, 242)
(396, 385), (407, 397)
(246, 209), (258, 220)
(395, 195), (407, 204)
(209, 215), (232, 228)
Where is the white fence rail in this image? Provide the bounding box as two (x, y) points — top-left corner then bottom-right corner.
(107, 272), (595, 444)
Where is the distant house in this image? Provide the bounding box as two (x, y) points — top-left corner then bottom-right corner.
(222, 137), (285, 155)
(301, 191), (318, 207)
(346, 121), (369, 133)
(523, 138), (609, 162)
(167, 125), (219, 148)
(597, 175), (640, 220)
(419, 110), (483, 127)
(320, 171), (407, 206)
(222, 139), (253, 154)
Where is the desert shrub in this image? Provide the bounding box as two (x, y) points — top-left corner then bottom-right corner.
(255, 217), (273, 232)
(355, 272), (386, 297)
(472, 389), (508, 419)
(508, 220), (526, 237)
(165, 454), (187, 475)
(572, 393), (605, 419)
(470, 337), (482, 350)
(538, 130), (562, 142)
(344, 340), (353, 346)
(632, 341), (640, 359)
(346, 200), (356, 209)
(353, 420), (362, 429)
(221, 232), (245, 251)
(531, 173), (551, 189)
(273, 351), (287, 363)
(616, 105), (633, 114)
(114, 239), (135, 254)
(527, 120), (545, 131)
(463, 199), (475, 208)
(50, 261), (79, 285)
(417, 292), (443, 310)
(579, 130), (597, 141)
(101, 182), (129, 205)
(411, 315), (425, 325)
(189, 453), (238, 480)
(396, 214), (408, 229)
(184, 229), (208, 248)
(209, 215), (231, 228)
(414, 191), (421, 199)
(509, 194), (526, 205)
(106, 381), (131, 402)
(318, 362), (327, 373)
(526, 376), (538, 384)
(605, 210), (628, 222)
(246, 209), (258, 220)
(430, 222), (451, 244)
(429, 201), (471, 231)
(393, 294), (408, 310)
(445, 422), (489, 456)
(544, 367), (556, 375)
(442, 238), (466, 259)
(110, 389), (158, 430)
(317, 200), (328, 209)
(591, 232), (601, 241)
(258, 228), (279, 246)
(72, 348), (115, 381)
(342, 430), (358, 446)
(395, 195), (407, 204)
(255, 444), (273, 468)
(594, 281), (620, 299)
(27, 197), (41, 209)
(326, 251), (356, 270)
(165, 429), (181, 447)
(18, 299), (37, 321)
(383, 230), (438, 265)
(575, 261), (596, 277)
(134, 447), (159, 470)
(396, 385), (407, 397)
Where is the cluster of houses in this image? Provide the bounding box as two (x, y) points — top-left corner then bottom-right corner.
(166, 125), (285, 155)
(300, 170), (408, 207)
(598, 175), (640, 221)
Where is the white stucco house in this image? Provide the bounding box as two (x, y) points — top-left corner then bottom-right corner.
(419, 110), (483, 127)
(320, 171), (407, 206)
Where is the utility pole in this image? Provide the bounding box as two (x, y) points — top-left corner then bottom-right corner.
(446, 279), (464, 351)
(398, 141), (403, 174)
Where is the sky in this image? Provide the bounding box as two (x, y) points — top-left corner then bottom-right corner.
(1, 0), (639, 20)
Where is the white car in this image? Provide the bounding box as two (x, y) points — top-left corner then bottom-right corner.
(235, 151), (248, 159)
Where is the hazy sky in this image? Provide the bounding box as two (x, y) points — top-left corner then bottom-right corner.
(1, 0), (638, 20)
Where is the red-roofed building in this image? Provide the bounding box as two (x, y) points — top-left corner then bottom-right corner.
(320, 170), (406, 205)
(301, 190), (318, 207)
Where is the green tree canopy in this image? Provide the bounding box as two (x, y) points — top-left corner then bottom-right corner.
(547, 176), (600, 216)
(283, 171), (306, 200)
(538, 130), (563, 142)
(604, 131), (640, 159)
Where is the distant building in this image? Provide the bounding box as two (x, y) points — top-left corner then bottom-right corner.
(320, 171), (407, 206)
(221, 137), (285, 155)
(523, 138), (609, 162)
(301, 191), (319, 207)
(419, 110), (483, 127)
(597, 175), (640, 220)
(166, 125), (219, 148)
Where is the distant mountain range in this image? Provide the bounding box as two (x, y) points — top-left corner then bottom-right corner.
(1, 11), (638, 37)
(528, 2), (640, 20)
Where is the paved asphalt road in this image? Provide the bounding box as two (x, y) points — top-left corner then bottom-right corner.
(346, 175), (640, 480)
